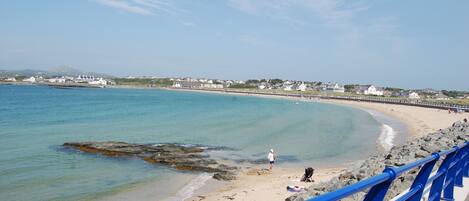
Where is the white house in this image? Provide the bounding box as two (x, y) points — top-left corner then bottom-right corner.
(324, 83), (345, 93)
(77, 75), (96, 82)
(296, 83), (307, 91)
(47, 77), (66, 83)
(258, 84), (266, 90)
(408, 92), (420, 99)
(201, 83), (224, 89)
(434, 93), (449, 100)
(283, 85), (293, 91)
(172, 81), (202, 88)
(358, 85), (384, 96)
(6, 77), (16, 82)
(23, 76), (37, 83)
(88, 78), (108, 85)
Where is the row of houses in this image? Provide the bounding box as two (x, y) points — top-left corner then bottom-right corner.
(2, 75), (113, 86)
(172, 80), (224, 89)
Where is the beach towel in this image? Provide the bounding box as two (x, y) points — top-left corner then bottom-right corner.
(286, 185), (304, 192)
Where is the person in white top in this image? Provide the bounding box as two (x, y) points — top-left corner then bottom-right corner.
(268, 149), (276, 171)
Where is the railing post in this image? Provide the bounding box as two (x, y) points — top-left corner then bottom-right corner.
(443, 147), (463, 200)
(464, 144), (469, 178)
(407, 153), (439, 201)
(363, 167), (397, 201)
(455, 144), (468, 186)
(428, 149), (457, 201)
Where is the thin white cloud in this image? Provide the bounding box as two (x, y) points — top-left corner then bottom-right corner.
(95, 0), (154, 15)
(229, 0), (407, 51)
(229, 0), (306, 26)
(229, 0), (368, 27)
(93, 0), (182, 16)
(131, 0), (182, 15)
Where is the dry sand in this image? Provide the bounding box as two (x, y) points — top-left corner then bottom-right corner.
(187, 167), (346, 201)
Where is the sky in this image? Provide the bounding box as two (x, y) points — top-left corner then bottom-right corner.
(1, 0), (468, 90)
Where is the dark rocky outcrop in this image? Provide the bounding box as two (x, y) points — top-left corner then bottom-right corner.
(63, 141), (239, 181)
(286, 121), (469, 201)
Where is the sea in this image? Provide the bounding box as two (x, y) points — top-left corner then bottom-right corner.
(0, 85), (406, 201)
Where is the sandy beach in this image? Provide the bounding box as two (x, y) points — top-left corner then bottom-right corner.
(92, 88), (469, 201)
(319, 99), (469, 138)
(187, 167), (346, 201)
(183, 90), (469, 201)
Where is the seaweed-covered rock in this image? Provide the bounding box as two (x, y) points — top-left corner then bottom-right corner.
(63, 141), (239, 180)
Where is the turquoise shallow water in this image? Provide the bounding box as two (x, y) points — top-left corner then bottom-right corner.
(0, 85), (381, 201)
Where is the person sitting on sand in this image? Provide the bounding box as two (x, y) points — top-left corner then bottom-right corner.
(268, 149), (276, 171)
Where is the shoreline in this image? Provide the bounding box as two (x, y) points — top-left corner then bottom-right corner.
(165, 88), (469, 201)
(96, 87), (430, 201)
(88, 86), (469, 201)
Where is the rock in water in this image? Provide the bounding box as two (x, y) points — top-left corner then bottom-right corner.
(63, 141), (238, 180)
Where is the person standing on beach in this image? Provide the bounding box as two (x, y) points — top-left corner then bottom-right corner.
(268, 149), (276, 171)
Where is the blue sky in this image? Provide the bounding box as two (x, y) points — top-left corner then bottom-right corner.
(1, 0), (468, 90)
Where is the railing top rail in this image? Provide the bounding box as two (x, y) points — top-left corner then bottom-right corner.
(438, 147), (459, 157)
(306, 173), (391, 201)
(392, 154), (438, 175)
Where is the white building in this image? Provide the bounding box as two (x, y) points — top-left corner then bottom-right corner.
(77, 75), (96, 82)
(296, 83), (307, 91)
(173, 81), (202, 88)
(283, 85), (293, 91)
(201, 83), (224, 89)
(88, 78), (108, 85)
(23, 76), (37, 83)
(6, 77), (16, 82)
(408, 92), (420, 99)
(358, 85), (384, 96)
(47, 77), (67, 83)
(258, 84), (266, 90)
(324, 83), (345, 93)
(434, 93), (449, 100)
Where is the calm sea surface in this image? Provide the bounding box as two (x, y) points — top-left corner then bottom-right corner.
(0, 85), (382, 201)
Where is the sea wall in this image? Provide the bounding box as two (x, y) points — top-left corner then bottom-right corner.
(287, 121), (469, 201)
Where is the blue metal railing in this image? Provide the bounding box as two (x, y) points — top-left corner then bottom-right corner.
(308, 142), (469, 201)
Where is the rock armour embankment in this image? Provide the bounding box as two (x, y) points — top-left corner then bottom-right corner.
(287, 121), (469, 201)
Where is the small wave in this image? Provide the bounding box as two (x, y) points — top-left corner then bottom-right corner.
(379, 124), (395, 151)
(164, 173), (212, 201)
